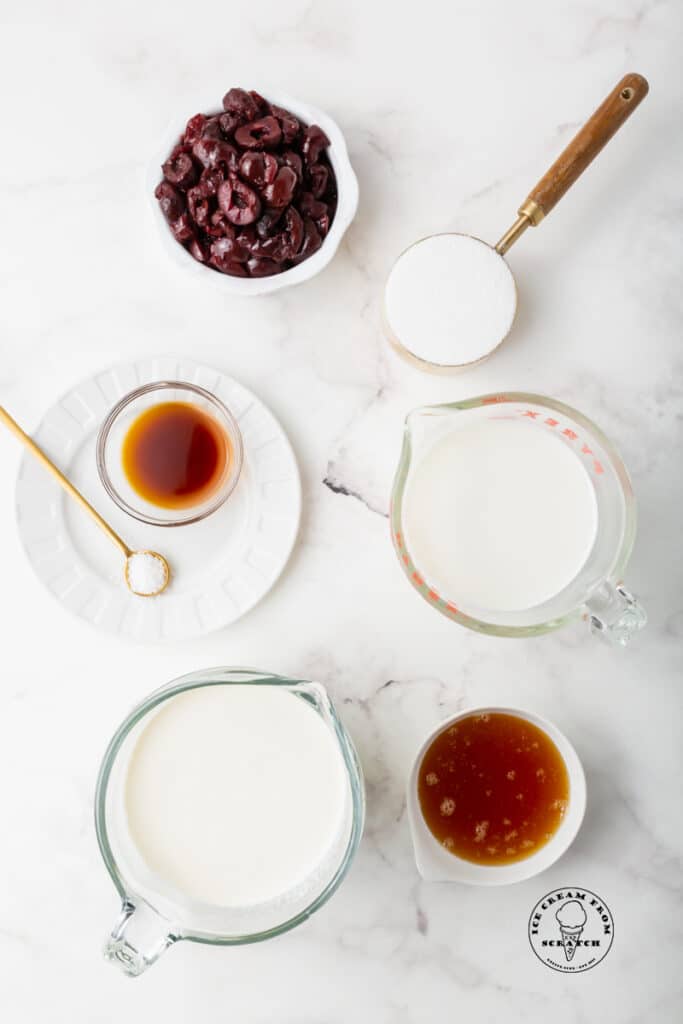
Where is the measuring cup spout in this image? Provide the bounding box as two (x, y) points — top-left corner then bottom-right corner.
(585, 582), (647, 646)
(398, 405), (449, 485)
(104, 898), (176, 977)
(404, 402), (462, 447)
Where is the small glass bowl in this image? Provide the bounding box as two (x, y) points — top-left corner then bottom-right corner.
(97, 381), (243, 527)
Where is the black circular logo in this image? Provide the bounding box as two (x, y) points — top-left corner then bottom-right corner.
(528, 888), (614, 973)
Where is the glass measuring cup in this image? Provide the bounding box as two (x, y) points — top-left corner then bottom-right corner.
(390, 393), (646, 643)
(95, 668), (364, 976)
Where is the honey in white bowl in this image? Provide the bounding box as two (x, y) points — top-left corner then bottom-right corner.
(418, 712), (569, 866)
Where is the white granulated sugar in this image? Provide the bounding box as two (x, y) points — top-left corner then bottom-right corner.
(126, 551), (168, 596)
(385, 233), (517, 366)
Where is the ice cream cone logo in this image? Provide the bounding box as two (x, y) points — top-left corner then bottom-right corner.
(528, 887), (614, 973)
(555, 901), (588, 962)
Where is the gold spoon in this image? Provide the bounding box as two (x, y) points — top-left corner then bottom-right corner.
(0, 406), (170, 597)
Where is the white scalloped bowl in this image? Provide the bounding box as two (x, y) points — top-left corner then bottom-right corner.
(147, 89), (359, 295)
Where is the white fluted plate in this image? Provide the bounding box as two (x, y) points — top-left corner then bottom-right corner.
(15, 357), (301, 642)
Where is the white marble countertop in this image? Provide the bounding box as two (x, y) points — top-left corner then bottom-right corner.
(1, 1), (681, 1021)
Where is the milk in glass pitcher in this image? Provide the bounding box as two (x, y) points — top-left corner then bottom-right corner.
(390, 393), (646, 644)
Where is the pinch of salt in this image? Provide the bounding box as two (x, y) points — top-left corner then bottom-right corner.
(126, 552), (167, 596)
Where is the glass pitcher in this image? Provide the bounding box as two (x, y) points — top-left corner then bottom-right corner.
(95, 668), (365, 976)
(390, 392), (646, 644)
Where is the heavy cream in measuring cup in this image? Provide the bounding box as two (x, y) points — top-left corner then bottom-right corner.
(402, 418), (598, 612)
(123, 685), (349, 907)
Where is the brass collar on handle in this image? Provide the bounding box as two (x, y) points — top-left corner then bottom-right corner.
(494, 200), (545, 256)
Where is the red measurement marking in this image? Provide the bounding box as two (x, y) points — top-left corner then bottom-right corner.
(445, 603), (459, 614)
(593, 460), (604, 475)
(483, 395), (505, 404)
(562, 429), (578, 440)
(428, 590), (440, 602)
(523, 410), (539, 418)
(581, 444), (593, 455)
(402, 554), (409, 565)
(545, 418), (559, 427)
(395, 532), (403, 548)
(412, 571), (424, 586)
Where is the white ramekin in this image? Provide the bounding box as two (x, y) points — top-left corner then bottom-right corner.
(407, 706), (586, 886)
(147, 88), (359, 296)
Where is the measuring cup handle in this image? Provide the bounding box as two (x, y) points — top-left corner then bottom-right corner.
(520, 73), (649, 224)
(585, 581), (647, 647)
(104, 899), (176, 976)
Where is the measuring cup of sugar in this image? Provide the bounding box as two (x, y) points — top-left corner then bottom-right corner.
(384, 73), (648, 372)
(95, 668), (364, 976)
(390, 392), (646, 644)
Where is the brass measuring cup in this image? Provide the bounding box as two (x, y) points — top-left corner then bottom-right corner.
(384, 73), (649, 373)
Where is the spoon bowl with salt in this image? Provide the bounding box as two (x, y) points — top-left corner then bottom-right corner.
(384, 74), (648, 373)
(0, 406), (170, 598)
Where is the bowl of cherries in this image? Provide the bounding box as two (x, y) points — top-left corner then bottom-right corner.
(150, 87), (358, 294)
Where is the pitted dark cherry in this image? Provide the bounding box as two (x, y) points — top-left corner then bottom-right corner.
(170, 213), (195, 243)
(282, 150), (303, 181)
(248, 257), (283, 277)
(239, 151), (279, 189)
(302, 125), (330, 165)
(234, 116), (282, 150)
(162, 150), (197, 190)
(191, 138), (238, 173)
(256, 209), (284, 239)
(187, 187), (210, 227)
(263, 166), (298, 208)
(189, 238), (208, 263)
(197, 167), (224, 197)
(217, 177), (261, 226)
(222, 88), (261, 123)
(291, 218), (322, 264)
(201, 118), (224, 141)
(270, 104), (300, 144)
(155, 181), (186, 222)
(308, 163), (329, 198)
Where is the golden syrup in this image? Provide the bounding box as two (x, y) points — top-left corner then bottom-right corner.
(418, 712), (569, 865)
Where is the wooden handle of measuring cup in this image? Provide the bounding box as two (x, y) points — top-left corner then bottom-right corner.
(522, 73), (649, 223)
